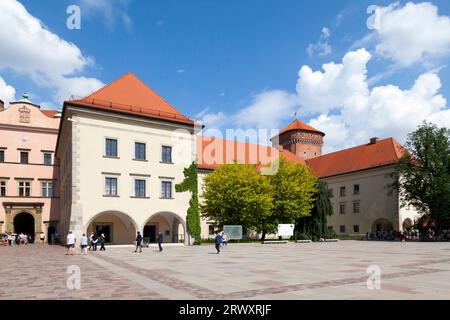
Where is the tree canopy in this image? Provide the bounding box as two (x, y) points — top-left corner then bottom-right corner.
(396, 122), (450, 231)
(200, 163), (274, 233)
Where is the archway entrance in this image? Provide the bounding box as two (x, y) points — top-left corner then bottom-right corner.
(86, 211), (137, 245)
(144, 212), (186, 243)
(14, 212), (35, 242)
(372, 219), (394, 232)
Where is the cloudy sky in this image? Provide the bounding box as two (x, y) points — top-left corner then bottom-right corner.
(0, 0), (449, 153)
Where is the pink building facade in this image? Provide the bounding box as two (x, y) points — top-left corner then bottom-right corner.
(0, 95), (60, 242)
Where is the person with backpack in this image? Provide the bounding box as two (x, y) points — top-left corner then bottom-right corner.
(134, 231), (143, 253)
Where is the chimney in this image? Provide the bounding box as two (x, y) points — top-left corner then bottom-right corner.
(0, 99), (4, 111)
(369, 137), (379, 144)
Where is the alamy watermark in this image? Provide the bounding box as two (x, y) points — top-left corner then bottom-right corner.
(366, 265), (381, 290)
(67, 5), (81, 30)
(66, 265), (81, 290)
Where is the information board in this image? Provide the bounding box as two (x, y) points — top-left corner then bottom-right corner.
(223, 225), (243, 240)
(277, 224), (295, 237)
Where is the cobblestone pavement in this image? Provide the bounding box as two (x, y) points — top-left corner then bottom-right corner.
(1, 241), (450, 299)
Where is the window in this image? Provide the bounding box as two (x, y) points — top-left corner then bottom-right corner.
(105, 177), (118, 196)
(43, 153), (52, 165)
(339, 203), (346, 214)
(208, 225), (215, 235)
(134, 142), (146, 160)
(340, 225), (346, 233)
(0, 150), (4, 162)
(161, 181), (172, 198)
(18, 181), (31, 197)
(134, 179), (146, 197)
(161, 145), (172, 163)
(105, 138), (118, 157)
(353, 225), (360, 233)
(353, 201), (360, 214)
(20, 151), (29, 164)
(0, 181), (6, 196)
(41, 181), (54, 197)
(340, 186), (346, 197)
(353, 184), (360, 195)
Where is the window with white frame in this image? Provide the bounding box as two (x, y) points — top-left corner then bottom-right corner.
(134, 142), (146, 160)
(134, 179), (146, 197)
(161, 145), (172, 163)
(18, 181), (32, 197)
(105, 138), (118, 157)
(161, 181), (172, 198)
(20, 151), (29, 164)
(43, 153), (52, 165)
(0, 149), (4, 162)
(105, 177), (118, 196)
(0, 180), (7, 196)
(41, 181), (54, 197)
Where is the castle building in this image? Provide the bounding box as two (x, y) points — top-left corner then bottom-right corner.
(0, 74), (420, 243)
(0, 94), (61, 242)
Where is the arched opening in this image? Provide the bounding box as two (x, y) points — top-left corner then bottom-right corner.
(371, 219), (394, 233)
(86, 211), (137, 245)
(402, 218), (413, 231)
(144, 212), (186, 244)
(47, 226), (56, 244)
(14, 212), (35, 243)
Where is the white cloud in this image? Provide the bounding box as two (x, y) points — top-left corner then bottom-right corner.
(307, 27), (332, 57)
(176, 69), (186, 74)
(0, 76), (16, 104)
(372, 2), (450, 66)
(297, 48), (371, 114)
(77, 0), (132, 31)
(232, 90), (298, 130)
(0, 0), (104, 105)
(300, 51), (449, 152)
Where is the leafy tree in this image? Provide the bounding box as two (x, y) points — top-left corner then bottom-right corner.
(296, 180), (334, 240)
(262, 157), (318, 240)
(395, 122), (450, 231)
(175, 162), (201, 244)
(200, 163), (274, 234)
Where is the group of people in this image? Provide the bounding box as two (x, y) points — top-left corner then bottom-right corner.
(65, 231), (106, 255)
(214, 231), (228, 254)
(365, 230), (409, 241)
(134, 231), (164, 253)
(3, 233), (32, 245)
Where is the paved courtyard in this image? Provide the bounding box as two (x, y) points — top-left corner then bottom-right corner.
(1, 241), (450, 299)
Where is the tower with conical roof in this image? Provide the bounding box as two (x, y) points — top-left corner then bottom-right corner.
(272, 119), (325, 160)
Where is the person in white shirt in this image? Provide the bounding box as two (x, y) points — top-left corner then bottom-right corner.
(66, 231), (76, 255)
(80, 233), (89, 255)
(39, 232), (45, 244)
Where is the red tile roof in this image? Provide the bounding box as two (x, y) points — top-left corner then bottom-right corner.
(306, 138), (405, 178)
(197, 136), (305, 170)
(67, 72), (194, 125)
(41, 110), (57, 118)
(273, 119), (325, 138)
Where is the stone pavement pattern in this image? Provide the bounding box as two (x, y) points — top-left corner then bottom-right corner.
(1, 241), (450, 299)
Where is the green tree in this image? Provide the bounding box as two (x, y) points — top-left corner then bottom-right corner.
(296, 180), (334, 240)
(262, 157), (318, 241)
(175, 162), (201, 244)
(200, 163), (274, 234)
(395, 122), (450, 231)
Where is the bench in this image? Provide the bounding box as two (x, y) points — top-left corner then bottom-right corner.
(295, 240), (312, 243)
(262, 240), (288, 244)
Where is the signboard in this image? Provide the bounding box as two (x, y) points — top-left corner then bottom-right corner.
(223, 225), (243, 240)
(277, 224), (295, 237)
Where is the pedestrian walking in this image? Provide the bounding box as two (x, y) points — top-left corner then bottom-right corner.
(215, 232), (223, 254)
(221, 232), (228, 247)
(39, 231), (45, 244)
(92, 233), (98, 251)
(157, 232), (163, 252)
(134, 231), (143, 253)
(66, 231), (76, 255)
(80, 233), (89, 255)
(99, 233), (106, 251)
(88, 232), (94, 250)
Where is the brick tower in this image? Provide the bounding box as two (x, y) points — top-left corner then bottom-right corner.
(272, 119), (325, 160)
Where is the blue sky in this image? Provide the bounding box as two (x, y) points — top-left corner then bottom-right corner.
(0, 0), (449, 151)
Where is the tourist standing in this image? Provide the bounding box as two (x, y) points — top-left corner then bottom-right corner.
(92, 233), (98, 251)
(88, 232), (94, 250)
(134, 231), (143, 253)
(215, 232), (223, 254)
(99, 233), (106, 251)
(157, 232), (163, 252)
(221, 232), (228, 247)
(66, 231), (76, 255)
(80, 234), (89, 255)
